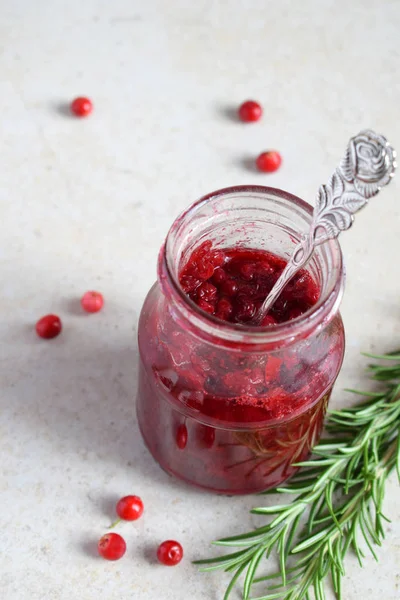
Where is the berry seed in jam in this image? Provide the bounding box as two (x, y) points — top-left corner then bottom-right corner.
(179, 244), (319, 324)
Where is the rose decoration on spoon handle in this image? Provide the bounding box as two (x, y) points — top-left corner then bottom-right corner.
(254, 130), (397, 324)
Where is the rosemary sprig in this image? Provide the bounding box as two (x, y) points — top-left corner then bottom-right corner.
(195, 351), (400, 600)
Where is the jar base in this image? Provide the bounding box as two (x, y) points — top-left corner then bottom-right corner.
(137, 414), (304, 496)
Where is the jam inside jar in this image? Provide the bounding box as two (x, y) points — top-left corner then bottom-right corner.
(137, 186), (345, 494)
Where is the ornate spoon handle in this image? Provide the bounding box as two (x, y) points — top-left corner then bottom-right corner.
(254, 130), (396, 325)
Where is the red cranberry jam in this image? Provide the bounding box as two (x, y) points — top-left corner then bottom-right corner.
(180, 242), (319, 325)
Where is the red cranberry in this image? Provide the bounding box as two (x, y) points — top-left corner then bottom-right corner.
(193, 240), (212, 259)
(197, 300), (215, 314)
(157, 540), (183, 566)
(35, 314), (62, 339)
(221, 279), (238, 297)
(81, 291), (104, 313)
(210, 250), (226, 267)
(235, 298), (256, 322)
(215, 297), (233, 321)
(295, 273), (319, 304)
(196, 259), (214, 280)
(98, 533), (126, 561)
(288, 307), (305, 320)
(256, 261), (276, 279)
(270, 297), (289, 322)
(181, 275), (201, 293)
(239, 262), (255, 281)
(238, 100), (262, 122)
(212, 268), (227, 285)
(176, 424), (188, 449)
(256, 151), (282, 173)
(197, 282), (218, 303)
(260, 314), (277, 326)
(70, 96), (93, 117)
(116, 495), (144, 521)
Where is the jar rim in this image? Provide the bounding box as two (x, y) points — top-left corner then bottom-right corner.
(159, 185), (344, 350)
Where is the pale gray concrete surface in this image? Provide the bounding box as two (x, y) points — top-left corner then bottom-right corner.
(0, 1), (399, 598)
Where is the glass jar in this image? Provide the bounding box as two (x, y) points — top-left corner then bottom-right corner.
(136, 186), (345, 494)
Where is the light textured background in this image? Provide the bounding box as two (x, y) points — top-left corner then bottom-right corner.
(0, 1), (399, 599)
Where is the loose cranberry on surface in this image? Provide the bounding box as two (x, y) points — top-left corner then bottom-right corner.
(35, 314), (62, 339)
(98, 533), (126, 561)
(116, 495), (144, 521)
(81, 290), (104, 313)
(157, 540), (183, 566)
(256, 151), (282, 173)
(238, 100), (262, 122)
(70, 96), (93, 117)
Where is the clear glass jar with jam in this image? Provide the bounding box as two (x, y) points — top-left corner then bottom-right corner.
(137, 186), (345, 494)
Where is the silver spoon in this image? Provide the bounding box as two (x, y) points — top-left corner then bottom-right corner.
(253, 129), (397, 325)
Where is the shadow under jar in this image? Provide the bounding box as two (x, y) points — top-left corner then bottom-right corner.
(137, 186), (345, 494)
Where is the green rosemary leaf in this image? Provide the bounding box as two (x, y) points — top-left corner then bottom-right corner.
(362, 351), (400, 360)
(361, 502), (381, 546)
(253, 566), (302, 584)
(278, 525), (288, 585)
(396, 433), (400, 481)
(223, 562), (248, 600)
(243, 546), (266, 600)
(308, 495), (326, 534)
(212, 525), (272, 544)
(344, 388), (384, 397)
(293, 458), (337, 467)
(359, 513), (379, 561)
(285, 513), (301, 557)
(291, 528), (330, 554)
(267, 574), (304, 591)
(273, 483), (314, 494)
(194, 547), (250, 566)
(251, 504), (293, 515)
(324, 480), (342, 532)
(250, 592), (288, 600)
